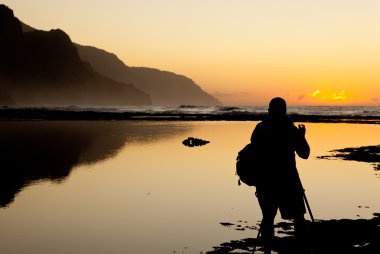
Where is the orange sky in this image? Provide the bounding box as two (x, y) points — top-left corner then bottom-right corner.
(3, 0), (380, 106)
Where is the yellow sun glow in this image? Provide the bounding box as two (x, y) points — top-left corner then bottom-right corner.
(310, 89), (348, 102)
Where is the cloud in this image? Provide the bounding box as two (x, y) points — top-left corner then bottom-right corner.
(312, 90), (321, 97)
(309, 89), (348, 101)
(331, 91), (347, 100)
(371, 98), (378, 102)
(212, 91), (251, 98)
(298, 95), (306, 100)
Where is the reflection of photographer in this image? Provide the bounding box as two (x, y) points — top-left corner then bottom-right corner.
(250, 97), (310, 253)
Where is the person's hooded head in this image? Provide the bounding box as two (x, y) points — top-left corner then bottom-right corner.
(268, 97), (287, 120)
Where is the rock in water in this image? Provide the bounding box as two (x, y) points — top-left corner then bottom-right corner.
(182, 137), (210, 147)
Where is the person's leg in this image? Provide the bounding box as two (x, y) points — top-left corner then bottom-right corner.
(261, 213), (276, 254)
(294, 214), (306, 239)
(279, 191), (309, 253)
(257, 192), (278, 254)
(294, 214), (311, 253)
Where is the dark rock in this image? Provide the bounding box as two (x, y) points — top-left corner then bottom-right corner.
(182, 137), (210, 147)
(318, 145), (380, 171)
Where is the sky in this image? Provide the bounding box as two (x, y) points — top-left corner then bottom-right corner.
(3, 0), (380, 106)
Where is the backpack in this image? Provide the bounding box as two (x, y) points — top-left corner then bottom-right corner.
(236, 143), (262, 186)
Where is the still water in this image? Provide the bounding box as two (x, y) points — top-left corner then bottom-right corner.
(0, 121), (379, 254)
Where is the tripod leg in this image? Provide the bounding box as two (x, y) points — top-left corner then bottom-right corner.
(303, 192), (315, 254)
(303, 193), (315, 223)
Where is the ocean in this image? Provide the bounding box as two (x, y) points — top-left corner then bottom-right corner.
(50, 105), (380, 117)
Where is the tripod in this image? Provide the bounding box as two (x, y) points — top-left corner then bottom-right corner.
(252, 192), (315, 253)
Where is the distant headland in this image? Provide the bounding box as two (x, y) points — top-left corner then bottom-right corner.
(0, 4), (221, 108)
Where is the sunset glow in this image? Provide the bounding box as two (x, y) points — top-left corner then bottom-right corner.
(3, 0), (380, 106)
(311, 90), (348, 102)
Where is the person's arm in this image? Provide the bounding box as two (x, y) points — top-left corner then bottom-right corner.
(295, 124), (310, 159)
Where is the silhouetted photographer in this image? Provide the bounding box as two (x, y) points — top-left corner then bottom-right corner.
(251, 97), (310, 254)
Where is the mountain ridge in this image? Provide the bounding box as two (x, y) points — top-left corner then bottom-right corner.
(6, 4), (221, 107)
(76, 44), (222, 106)
(0, 4), (151, 107)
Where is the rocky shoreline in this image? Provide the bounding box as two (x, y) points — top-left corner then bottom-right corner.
(208, 214), (380, 254)
(318, 145), (380, 171)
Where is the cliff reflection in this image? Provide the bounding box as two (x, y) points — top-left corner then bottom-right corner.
(0, 121), (190, 208)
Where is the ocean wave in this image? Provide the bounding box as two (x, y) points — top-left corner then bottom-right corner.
(2, 105), (380, 119)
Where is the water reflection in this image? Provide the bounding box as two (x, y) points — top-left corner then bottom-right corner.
(0, 121), (379, 254)
(0, 121), (191, 208)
